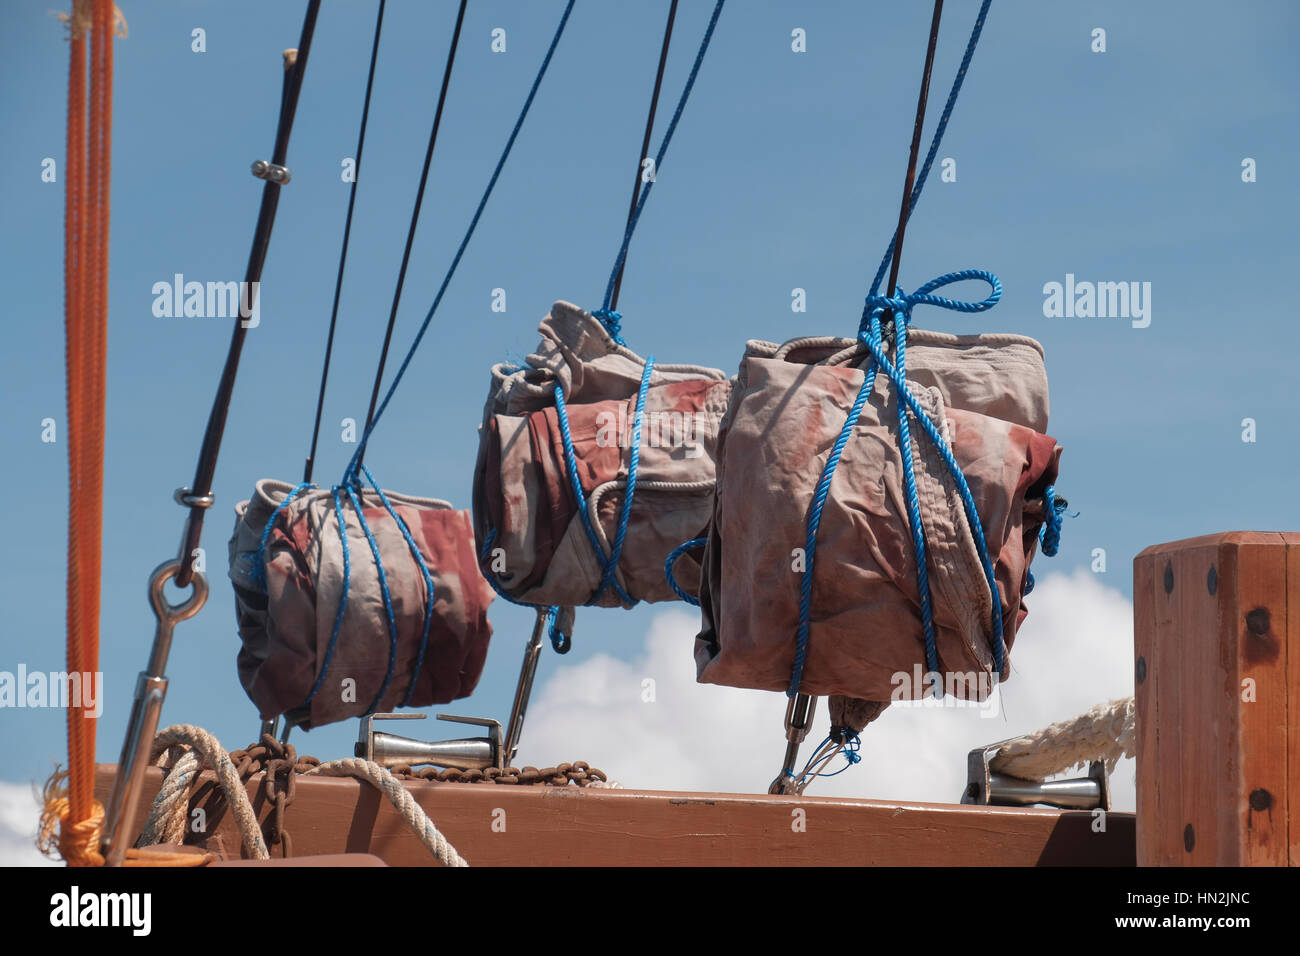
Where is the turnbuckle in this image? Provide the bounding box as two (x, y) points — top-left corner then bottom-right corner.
(768, 693), (818, 795)
(102, 559), (209, 866)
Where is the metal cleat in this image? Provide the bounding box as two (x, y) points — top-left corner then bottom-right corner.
(962, 738), (1110, 810)
(355, 712), (504, 772)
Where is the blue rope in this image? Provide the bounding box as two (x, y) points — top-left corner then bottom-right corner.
(786, 0), (996, 700)
(789, 271), (1007, 697)
(790, 733), (863, 790)
(252, 481), (313, 592)
(591, 308), (625, 346)
(599, 0), (727, 315)
(814, 735), (862, 780)
(341, 484), (401, 715)
(300, 486), (353, 709)
(478, 528), (571, 654)
(552, 358), (655, 607)
(342, 0), (576, 484)
(256, 470), (446, 712)
(888, 311), (941, 677)
(595, 358), (653, 600)
(1025, 485), (1068, 596)
(1039, 484), (1065, 557)
(665, 537), (708, 606)
(357, 464), (437, 708)
(868, 0), (993, 299)
(790, 358), (880, 695)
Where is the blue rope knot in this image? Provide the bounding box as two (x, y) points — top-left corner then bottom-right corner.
(1039, 484), (1066, 557)
(860, 269), (1002, 337)
(790, 268), (1009, 700)
(591, 308), (626, 346)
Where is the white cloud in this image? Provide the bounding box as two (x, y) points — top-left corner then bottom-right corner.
(0, 780), (60, 867)
(520, 567), (1136, 811)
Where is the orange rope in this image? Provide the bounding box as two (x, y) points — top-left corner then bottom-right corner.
(40, 768), (211, 867)
(46, 0), (116, 867)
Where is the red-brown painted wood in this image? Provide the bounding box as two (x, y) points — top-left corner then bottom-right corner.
(1134, 532), (1296, 866)
(96, 764), (1133, 867)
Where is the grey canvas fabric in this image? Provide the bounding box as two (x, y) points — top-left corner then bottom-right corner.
(229, 478), (494, 730)
(695, 330), (1062, 732)
(472, 301), (732, 608)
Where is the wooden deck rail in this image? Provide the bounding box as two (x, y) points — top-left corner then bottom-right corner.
(94, 765), (1134, 867)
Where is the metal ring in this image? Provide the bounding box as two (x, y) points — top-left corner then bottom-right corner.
(173, 487), (215, 509)
(149, 559), (209, 624)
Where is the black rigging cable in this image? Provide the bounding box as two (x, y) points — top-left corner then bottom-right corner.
(176, 0), (321, 588)
(357, 0), (469, 473)
(609, 0), (679, 312)
(880, 0), (944, 329)
(304, 0), (387, 484)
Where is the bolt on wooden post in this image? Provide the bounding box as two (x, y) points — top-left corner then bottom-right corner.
(1133, 532), (1297, 865)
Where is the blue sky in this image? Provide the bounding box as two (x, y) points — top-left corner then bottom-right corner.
(1, 0), (1298, 833)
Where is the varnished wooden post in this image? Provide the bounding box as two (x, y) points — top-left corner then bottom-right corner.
(1134, 532), (1296, 865)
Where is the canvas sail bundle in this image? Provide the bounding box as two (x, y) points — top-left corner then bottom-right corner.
(472, 301), (732, 608)
(228, 478), (495, 730)
(695, 328), (1062, 732)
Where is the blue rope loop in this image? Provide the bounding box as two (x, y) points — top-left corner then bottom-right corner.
(860, 269), (1003, 336)
(789, 270), (1008, 699)
(544, 605), (571, 654)
(479, 527), (572, 655)
(553, 357), (655, 608)
(664, 537), (708, 606)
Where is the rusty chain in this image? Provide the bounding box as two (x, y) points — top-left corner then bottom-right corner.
(181, 734), (605, 858)
(392, 761), (608, 787)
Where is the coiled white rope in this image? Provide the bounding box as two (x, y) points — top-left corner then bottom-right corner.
(136, 726), (468, 866)
(137, 724), (269, 859)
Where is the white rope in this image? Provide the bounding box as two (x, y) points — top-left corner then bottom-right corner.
(989, 697), (1136, 781)
(136, 724), (269, 860)
(305, 758), (468, 867)
(137, 748), (201, 848)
